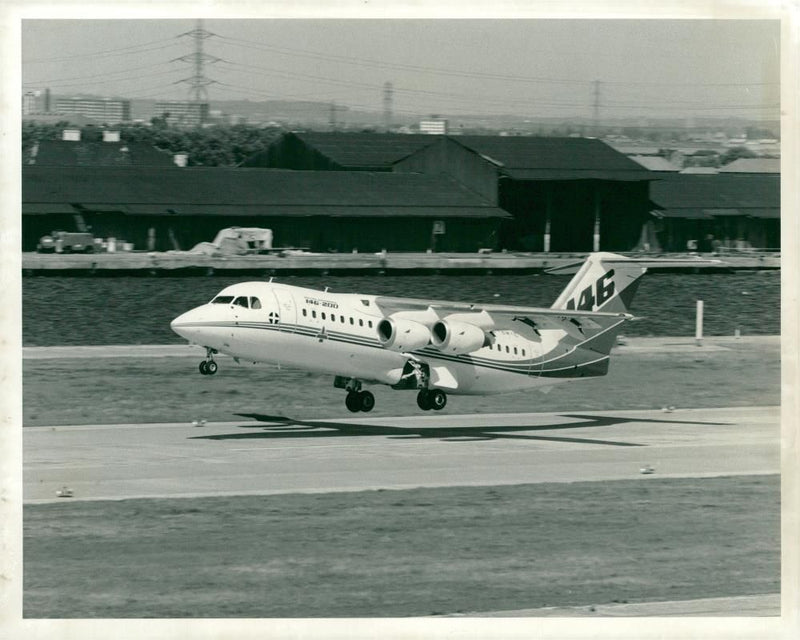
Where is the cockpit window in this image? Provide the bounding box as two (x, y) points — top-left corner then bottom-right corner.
(233, 296), (249, 308)
(249, 297), (261, 309)
(211, 295), (234, 304)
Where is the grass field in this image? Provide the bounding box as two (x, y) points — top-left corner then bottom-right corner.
(22, 339), (779, 426)
(23, 475), (780, 618)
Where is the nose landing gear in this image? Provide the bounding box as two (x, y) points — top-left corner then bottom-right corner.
(199, 347), (218, 375)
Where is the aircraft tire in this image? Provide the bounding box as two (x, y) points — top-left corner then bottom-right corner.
(206, 361), (218, 375)
(199, 361), (208, 375)
(429, 389), (447, 411)
(345, 392), (361, 413)
(359, 390), (375, 412)
(416, 390), (432, 411)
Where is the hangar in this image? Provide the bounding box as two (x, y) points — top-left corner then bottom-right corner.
(393, 135), (655, 252)
(22, 130), (779, 255)
(26, 139), (175, 167)
(648, 172), (780, 251)
(241, 131), (440, 171)
(22, 166), (509, 253)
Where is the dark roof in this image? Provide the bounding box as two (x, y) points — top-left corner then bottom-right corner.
(451, 136), (653, 181)
(287, 131), (440, 169)
(718, 158), (780, 173)
(28, 140), (174, 166)
(22, 166), (510, 219)
(650, 173), (780, 219)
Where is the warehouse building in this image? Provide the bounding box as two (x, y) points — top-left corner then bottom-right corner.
(25, 138), (175, 167)
(393, 136), (655, 252)
(648, 173), (780, 251)
(241, 131), (440, 171)
(22, 166), (509, 253)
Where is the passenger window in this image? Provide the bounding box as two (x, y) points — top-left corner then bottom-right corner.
(250, 297), (261, 309)
(350, 317), (354, 325)
(368, 320), (373, 328)
(522, 349), (526, 357)
(302, 308), (307, 317)
(514, 347), (518, 355)
(505, 345), (509, 353)
(312, 310), (317, 319)
(322, 312), (326, 320)
(359, 319), (363, 327)
(340, 315), (345, 323)
(233, 296), (249, 308)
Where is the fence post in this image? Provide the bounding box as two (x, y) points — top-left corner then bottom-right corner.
(695, 300), (704, 347)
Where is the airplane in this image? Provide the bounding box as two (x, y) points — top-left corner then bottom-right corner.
(170, 252), (702, 413)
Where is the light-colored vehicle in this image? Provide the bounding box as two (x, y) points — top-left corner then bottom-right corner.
(37, 231), (96, 254)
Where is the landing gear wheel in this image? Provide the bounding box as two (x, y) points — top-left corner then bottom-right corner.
(417, 390), (432, 411)
(359, 390), (375, 412)
(199, 361), (209, 375)
(429, 389), (447, 411)
(206, 361), (218, 375)
(345, 391), (361, 413)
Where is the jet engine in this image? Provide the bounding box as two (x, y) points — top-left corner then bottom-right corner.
(431, 320), (487, 355)
(377, 317), (431, 352)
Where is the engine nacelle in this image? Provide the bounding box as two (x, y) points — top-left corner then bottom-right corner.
(377, 317), (431, 352)
(431, 320), (487, 355)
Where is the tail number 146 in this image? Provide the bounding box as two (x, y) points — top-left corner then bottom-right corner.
(566, 269), (616, 311)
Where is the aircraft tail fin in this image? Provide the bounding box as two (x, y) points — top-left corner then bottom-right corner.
(548, 252), (722, 314)
(549, 252), (645, 314)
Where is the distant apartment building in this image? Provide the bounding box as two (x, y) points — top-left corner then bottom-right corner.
(154, 101), (209, 127)
(54, 97), (131, 123)
(22, 91), (39, 115)
(419, 119), (448, 135)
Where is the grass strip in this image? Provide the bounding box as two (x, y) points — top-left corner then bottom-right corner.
(23, 342), (779, 426)
(24, 475), (779, 618)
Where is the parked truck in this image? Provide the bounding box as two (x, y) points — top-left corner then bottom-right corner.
(37, 231), (96, 253)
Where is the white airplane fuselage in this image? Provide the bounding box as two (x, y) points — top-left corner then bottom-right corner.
(171, 281), (568, 396)
(170, 252), (683, 412)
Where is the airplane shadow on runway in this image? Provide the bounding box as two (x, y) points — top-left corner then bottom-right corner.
(189, 413), (732, 447)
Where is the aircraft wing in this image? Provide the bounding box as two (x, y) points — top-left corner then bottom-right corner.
(373, 295), (631, 340)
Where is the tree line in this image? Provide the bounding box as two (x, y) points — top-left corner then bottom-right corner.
(22, 121), (283, 167)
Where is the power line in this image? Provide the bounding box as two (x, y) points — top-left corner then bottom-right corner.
(24, 68), (187, 92)
(23, 61), (184, 87)
(215, 34), (778, 89)
(215, 36), (591, 87)
(24, 39), (183, 64)
(214, 60), (776, 115)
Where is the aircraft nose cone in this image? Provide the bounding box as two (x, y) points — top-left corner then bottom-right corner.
(171, 309), (198, 339)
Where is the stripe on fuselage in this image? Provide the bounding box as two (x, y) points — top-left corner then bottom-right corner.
(176, 319), (617, 379)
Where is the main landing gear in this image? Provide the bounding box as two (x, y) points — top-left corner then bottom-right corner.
(417, 389), (447, 411)
(335, 376), (375, 413)
(334, 375), (447, 413)
(345, 389), (375, 413)
(199, 347), (218, 375)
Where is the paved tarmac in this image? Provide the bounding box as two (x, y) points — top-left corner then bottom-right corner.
(457, 593), (781, 617)
(24, 405), (779, 504)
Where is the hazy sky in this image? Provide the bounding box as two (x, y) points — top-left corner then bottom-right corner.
(21, 19), (780, 120)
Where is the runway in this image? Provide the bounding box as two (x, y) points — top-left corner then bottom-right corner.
(23, 405), (779, 503)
